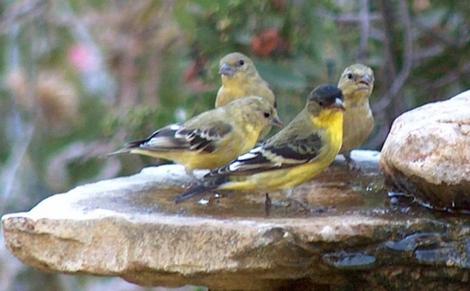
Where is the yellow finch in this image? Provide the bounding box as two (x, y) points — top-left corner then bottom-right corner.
(216, 52), (276, 108)
(216, 52), (277, 139)
(337, 64), (374, 166)
(116, 96), (283, 170)
(176, 85), (345, 203)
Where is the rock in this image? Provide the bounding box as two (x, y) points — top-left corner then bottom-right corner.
(0, 238), (178, 291)
(380, 90), (470, 211)
(2, 151), (469, 290)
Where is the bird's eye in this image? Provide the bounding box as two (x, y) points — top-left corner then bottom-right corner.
(347, 73), (353, 79)
(318, 101), (324, 106)
(238, 59), (245, 66)
(263, 112), (271, 118)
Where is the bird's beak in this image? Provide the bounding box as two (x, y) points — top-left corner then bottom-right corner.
(359, 74), (373, 86)
(219, 63), (236, 77)
(331, 97), (345, 111)
(272, 115), (284, 128)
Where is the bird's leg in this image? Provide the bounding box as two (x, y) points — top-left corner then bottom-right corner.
(264, 193), (272, 217)
(343, 152), (360, 171)
(183, 167), (200, 183)
(180, 168), (197, 189)
(286, 188), (294, 198)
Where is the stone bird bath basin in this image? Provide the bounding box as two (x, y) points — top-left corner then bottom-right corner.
(2, 151), (469, 290)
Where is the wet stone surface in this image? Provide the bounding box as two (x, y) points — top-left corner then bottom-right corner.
(2, 150), (469, 290)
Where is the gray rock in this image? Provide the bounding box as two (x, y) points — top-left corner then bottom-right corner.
(381, 90), (470, 211)
(2, 152), (469, 290)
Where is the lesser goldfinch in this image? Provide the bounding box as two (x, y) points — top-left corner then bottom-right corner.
(175, 85), (345, 203)
(337, 64), (374, 167)
(215, 52), (276, 108)
(216, 52), (277, 140)
(115, 96), (283, 170)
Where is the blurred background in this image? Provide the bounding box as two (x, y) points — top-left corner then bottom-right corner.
(0, 0), (469, 290)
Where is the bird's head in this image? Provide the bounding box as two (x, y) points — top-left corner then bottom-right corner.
(219, 52), (258, 81)
(338, 64), (374, 99)
(307, 84), (345, 116)
(230, 96), (283, 129)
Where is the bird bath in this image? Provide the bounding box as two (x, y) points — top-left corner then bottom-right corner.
(2, 150), (469, 290)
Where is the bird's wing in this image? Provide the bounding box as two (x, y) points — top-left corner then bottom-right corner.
(127, 123), (233, 153)
(213, 133), (323, 175)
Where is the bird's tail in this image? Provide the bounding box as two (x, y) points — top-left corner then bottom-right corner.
(175, 175), (227, 203)
(107, 147), (130, 156)
(107, 138), (146, 157)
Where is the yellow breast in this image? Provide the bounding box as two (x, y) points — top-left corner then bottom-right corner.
(341, 101), (373, 153)
(222, 110), (343, 191)
(216, 85), (248, 107)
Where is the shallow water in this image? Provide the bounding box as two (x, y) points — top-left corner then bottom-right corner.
(83, 161), (467, 225)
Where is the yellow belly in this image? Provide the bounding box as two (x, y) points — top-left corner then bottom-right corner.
(221, 150), (338, 191)
(221, 111), (343, 192)
(131, 128), (260, 170)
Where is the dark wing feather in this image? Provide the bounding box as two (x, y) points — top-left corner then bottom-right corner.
(267, 134), (321, 161)
(127, 123), (232, 153)
(211, 133), (322, 176)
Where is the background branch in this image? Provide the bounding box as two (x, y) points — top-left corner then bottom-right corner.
(357, 0), (370, 62)
(373, 0), (413, 114)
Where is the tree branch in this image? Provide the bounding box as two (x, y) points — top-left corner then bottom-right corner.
(373, 0), (413, 113)
(357, 0), (370, 62)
